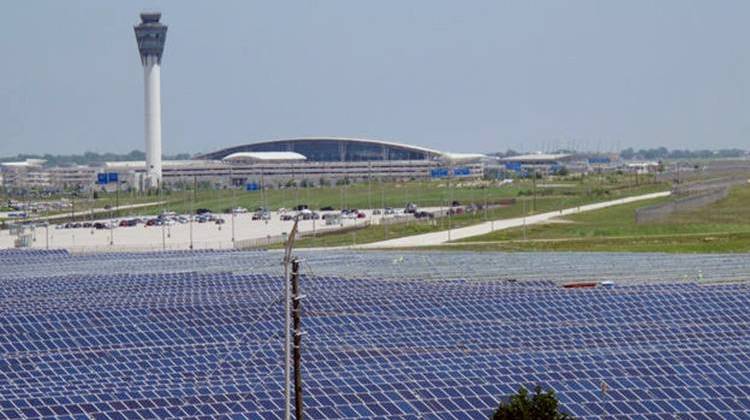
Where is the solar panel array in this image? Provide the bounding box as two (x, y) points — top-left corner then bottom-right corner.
(4, 249), (750, 285)
(1, 249), (750, 419)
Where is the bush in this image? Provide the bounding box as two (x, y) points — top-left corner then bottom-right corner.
(492, 386), (571, 420)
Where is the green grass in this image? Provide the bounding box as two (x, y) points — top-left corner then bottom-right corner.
(279, 181), (668, 248)
(448, 185), (750, 253)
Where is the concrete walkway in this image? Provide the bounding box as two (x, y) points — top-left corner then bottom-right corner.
(354, 191), (671, 249)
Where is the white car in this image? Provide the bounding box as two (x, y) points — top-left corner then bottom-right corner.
(232, 207), (248, 214)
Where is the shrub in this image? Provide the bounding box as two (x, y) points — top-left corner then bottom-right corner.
(491, 386), (572, 420)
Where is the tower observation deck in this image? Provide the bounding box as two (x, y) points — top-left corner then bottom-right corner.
(134, 12), (168, 189)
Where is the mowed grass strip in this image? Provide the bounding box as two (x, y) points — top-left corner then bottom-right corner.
(450, 184), (750, 253)
(281, 182), (668, 248)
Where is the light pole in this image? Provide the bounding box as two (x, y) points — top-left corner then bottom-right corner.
(109, 202), (114, 246)
(160, 180), (166, 251)
(231, 165), (236, 247)
(45, 206), (49, 250)
(189, 176), (195, 250)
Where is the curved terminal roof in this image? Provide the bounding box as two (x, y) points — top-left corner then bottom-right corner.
(500, 153), (572, 162)
(197, 137), (483, 163)
(222, 152), (307, 162)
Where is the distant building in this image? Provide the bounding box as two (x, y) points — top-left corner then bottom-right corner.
(1, 160), (49, 190)
(626, 161), (661, 174)
(500, 153), (574, 175)
(2, 138), (486, 192)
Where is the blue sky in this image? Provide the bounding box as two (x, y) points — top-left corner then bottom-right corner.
(1, 1), (747, 156)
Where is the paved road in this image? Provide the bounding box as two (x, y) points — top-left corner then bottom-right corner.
(354, 191), (671, 249)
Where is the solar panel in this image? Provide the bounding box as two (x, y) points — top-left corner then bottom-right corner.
(1, 249), (750, 419)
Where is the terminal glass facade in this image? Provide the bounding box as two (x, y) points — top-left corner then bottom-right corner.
(201, 138), (436, 162)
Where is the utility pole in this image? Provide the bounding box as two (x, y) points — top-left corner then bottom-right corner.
(283, 220), (299, 420)
(291, 258), (304, 420)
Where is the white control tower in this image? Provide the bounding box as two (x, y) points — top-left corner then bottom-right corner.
(134, 12), (167, 189)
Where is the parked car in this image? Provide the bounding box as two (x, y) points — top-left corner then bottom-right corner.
(232, 207), (248, 214)
(294, 204), (309, 211)
(119, 220), (130, 227)
(372, 209), (382, 215)
(356, 212), (366, 219)
(320, 206), (335, 211)
(280, 214), (295, 221)
(414, 211), (434, 219)
(384, 207), (395, 215)
(93, 222), (108, 230)
(196, 208), (212, 215)
(215, 218), (226, 225)
(404, 203), (418, 213)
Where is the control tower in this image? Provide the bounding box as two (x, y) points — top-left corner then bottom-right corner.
(134, 12), (167, 189)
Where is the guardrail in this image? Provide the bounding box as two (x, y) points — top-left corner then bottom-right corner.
(635, 187), (729, 224)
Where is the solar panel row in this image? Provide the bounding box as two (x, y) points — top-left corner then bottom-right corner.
(0, 249), (749, 419)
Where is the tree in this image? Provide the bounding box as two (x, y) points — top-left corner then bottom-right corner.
(492, 386), (572, 420)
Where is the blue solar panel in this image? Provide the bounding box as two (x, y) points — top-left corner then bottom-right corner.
(1, 249), (750, 419)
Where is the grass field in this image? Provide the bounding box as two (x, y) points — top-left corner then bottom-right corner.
(278, 180), (667, 248)
(34, 173), (657, 214)
(3, 173), (665, 227)
(446, 184), (750, 253)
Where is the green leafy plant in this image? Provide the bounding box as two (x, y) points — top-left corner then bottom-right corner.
(491, 386), (572, 420)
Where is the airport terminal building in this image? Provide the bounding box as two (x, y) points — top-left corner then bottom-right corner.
(108, 137), (485, 190)
(2, 138), (485, 192)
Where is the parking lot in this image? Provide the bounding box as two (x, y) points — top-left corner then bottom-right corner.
(0, 208), (419, 251)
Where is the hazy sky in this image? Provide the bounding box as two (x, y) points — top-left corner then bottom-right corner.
(1, 1), (748, 157)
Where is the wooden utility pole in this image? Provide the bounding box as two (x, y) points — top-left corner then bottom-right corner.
(291, 258), (304, 419)
(282, 220), (299, 420)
